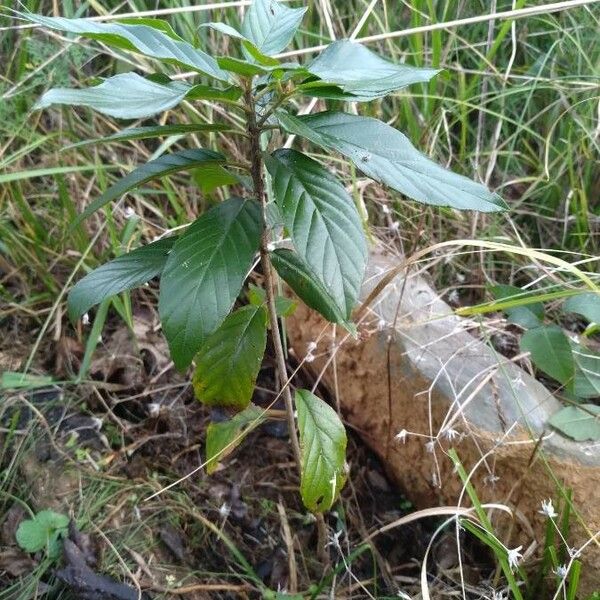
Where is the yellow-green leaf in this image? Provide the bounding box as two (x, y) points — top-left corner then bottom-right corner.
(296, 389), (347, 512)
(193, 306), (267, 409)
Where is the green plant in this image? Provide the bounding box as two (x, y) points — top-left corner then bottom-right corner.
(20, 0), (505, 514)
(16, 509), (69, 560)
(488, 284), (600, 441)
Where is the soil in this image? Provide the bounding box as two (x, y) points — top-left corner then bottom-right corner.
(0, 309), (497, 599)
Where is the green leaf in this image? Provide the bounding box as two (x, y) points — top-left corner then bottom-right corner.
(36, 73), (227, 120)
(217, 56), (271, 77)
(571, 342), (600, 398)
(22, 14), (228, 81)
(192, 163), (239, 195)
(520, 325), (574, 388)
(180, 84), (243, 102)
(200, 22), (280, 66)
(241, 0), (307, 56)
(205, 405), (266, 474)
(68, 237), (176, 322)
(295, 389), (347, 512)
(490, 284), (544, 329)
(564, 293), (600, 324)
(193, 305), (267, 409)
(548, 405), (600, 442)
(216, 56), (302, 77)
(73, 148), (224, 225)
(248, 284), (297, 317)
(277, 110), (507, 212)
(159, 197), (262, 369)
(66, 123), (233, 150)
(16, 510), (69, 558)
(306, 40), (440, 100)
(270, 248), (349, 325)
(267, 149), (367, 318)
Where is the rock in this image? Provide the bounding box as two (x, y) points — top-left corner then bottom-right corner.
(287, 250), (600, 595)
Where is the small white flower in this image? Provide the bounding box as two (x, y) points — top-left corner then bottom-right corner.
(307, 341), (317, 353)
(326, 529), (343, 549)
(219, 502), (231, 517)
(82, 312), (90, 326)
(124, 206), (136, 219)
(425, 440), (436, 453)
(390, 220), (400, 232)
(448, 289), (460, 304)
(507, 545), (523, 571)
(444, 428), (460, 442)
(568, 547), (581, 559)
(484, 473), (500, 485)
(382, 204), (390, 214)
(305, 352), (315, 363)
(553, 564), (568, 579)
(395, 429), (408, 443)
(165, 574), (176, 586)
(539, 498), (558, 519)
(512, 374), (525, 388)
(148, 402), (161, 418)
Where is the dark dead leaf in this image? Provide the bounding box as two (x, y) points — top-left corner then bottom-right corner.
(0, 546), (36, 577)
(58, 537), (149, 600)
(159, 524), (186, 562)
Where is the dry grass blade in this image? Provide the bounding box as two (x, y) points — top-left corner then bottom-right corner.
(277, 0), (600, 57)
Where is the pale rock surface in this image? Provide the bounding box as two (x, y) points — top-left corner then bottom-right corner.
(287, 250), (600, 594)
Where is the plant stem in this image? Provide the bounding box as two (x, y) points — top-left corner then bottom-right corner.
(244, 83), (302, 477)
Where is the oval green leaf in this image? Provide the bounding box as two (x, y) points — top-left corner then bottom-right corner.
(490, 284), (544, 329)
(296, 389), (347, 513)
(270, 248), (349, 325)
(549, 404), (600, 442)
(241, 0), (307, 56)
(307, 40), (440, 100)
(159, 197), (262, 369)
(73, 148), (224, 226)
(193, 305), (267, 409)
(520, 325), (574, 388)
(205, 405), (266, 474)
(16, 510), (69, 557)
(23, 13), (228, 81)
(267, 149), (367, 319)
(68, 237), (176, 322)
(277, 110), (507, 212)
(564, 293), (600, 324)
(571, 341), (600, 399)
(36, 73), (213, 120)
